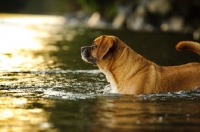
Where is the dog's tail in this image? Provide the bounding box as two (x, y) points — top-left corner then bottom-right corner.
(176, 41), (200, 55)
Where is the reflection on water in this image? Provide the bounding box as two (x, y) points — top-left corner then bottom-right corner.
(1, 91), (200, 131)
(0, 14), (200, 131)
(0, 97), (56, 131)
(90, 92), (200, 131)
(0, 14), (76, 71)
(0, 70), (105, 99)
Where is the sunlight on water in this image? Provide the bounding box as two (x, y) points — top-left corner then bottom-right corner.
(0, 14), (67, 71)
(0, 97), (55, 131)
(0, 70), (105, 100)
(0, 14), (66, 51)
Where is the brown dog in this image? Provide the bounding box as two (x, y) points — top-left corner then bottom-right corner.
(81, 35), (200, 94)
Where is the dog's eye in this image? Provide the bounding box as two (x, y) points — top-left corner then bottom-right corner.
(92, 44), (97, 49)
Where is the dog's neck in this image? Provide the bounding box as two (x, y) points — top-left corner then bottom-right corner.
(98, 46), (153, 93)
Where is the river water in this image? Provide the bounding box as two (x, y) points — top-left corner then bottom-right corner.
(0, 14), (200, 132)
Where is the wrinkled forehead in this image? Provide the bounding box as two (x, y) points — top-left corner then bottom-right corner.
(93, 35), (106, 45)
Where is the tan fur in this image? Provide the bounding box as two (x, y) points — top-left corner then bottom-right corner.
(176, 41), (200, 55)
(82, 35), (200, 94)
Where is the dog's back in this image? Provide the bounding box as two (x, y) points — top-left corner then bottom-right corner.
(154, 41), (200, 93)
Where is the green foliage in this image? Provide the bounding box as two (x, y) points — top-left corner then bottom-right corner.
(21, 0), (81, 14)
(78, 0), (118, 19)
(78, 0), (99, 11)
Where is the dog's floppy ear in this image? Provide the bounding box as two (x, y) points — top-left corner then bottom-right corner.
(96, 36), (116, 61)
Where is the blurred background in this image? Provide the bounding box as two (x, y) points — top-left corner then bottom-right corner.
(1, 0), (200, 40)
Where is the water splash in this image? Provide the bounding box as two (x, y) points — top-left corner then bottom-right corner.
(0, 69), (200, 100)
(0, 70), (106, 100)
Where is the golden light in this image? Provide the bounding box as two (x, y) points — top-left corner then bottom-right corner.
(0, 14), (66, 71)
(0, 97), (55, 131)
(0, 14), (69, 131)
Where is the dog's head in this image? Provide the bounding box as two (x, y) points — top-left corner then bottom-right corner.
(81, 35), (117, 65)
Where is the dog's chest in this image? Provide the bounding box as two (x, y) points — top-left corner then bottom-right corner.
(99, 68), (118, 93)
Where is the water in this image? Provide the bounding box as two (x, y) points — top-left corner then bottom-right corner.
(0, 14), (200, 132)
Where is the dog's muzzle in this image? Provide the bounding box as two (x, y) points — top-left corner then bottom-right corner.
(81, 46), (96, 65)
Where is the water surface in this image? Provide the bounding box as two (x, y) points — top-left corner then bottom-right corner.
(0, 14), (200, 132)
